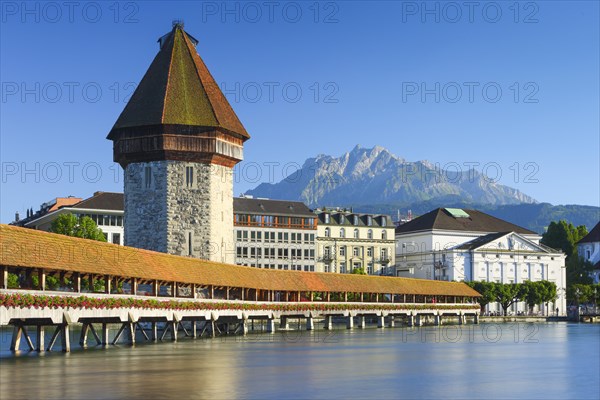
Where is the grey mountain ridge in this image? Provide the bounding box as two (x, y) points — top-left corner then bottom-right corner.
(247, 145), (537, 207)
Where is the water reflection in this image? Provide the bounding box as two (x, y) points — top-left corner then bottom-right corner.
(1, 323), (598, 399)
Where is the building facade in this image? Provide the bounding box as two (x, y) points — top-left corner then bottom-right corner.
(233, 197), (317, 271)
(107, 22), (249, 264)
(577, 221), (600, 283)
(395, 208), (566, 315)
(10, 192), (124, 245)
(314, 209), (395, 275)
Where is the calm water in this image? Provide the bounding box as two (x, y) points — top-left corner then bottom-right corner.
(0, 322), (598, 399)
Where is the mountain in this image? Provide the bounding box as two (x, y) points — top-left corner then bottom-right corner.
(247, 145), (537, 207)
(353, 202), (600, 235)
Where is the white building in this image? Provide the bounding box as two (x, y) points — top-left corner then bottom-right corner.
(314, 208), (395, 275)
(11, 192), (124, 245)
(395, 208), (566, 315)
(233, 197), (317, 271)
(576, 221), (600, 283)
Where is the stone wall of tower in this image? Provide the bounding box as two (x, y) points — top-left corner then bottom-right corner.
(124, 160), (235, 264)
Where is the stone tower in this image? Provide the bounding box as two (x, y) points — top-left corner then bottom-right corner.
(107, 23), (250, 264)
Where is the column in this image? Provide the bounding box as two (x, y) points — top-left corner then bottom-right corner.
(377, 315), (385, 328)
(358, 316), (366, 329)
(306, 317), (314, 331)
(388, 316), (395, 328)
(324, 316), (333, 330)
(280, 317), (289, 330)
(266, 319), (275, 333)
(346, 316), (354, 329)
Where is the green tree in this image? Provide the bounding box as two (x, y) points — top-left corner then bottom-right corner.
(351, 267), (367, 275)
(494, 283), (522, 316)
(521, 281), (543, 315)
(566, 256), (595, 286)
(567, 284), (593, 304)
(541, 220), (588, 259)
(50, 214), (106, 242)
(466, 281), (496, 313)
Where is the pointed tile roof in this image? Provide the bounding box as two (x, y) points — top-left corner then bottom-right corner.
(577, 221), (600, 244)
(107, 24), (249, 140)
(395, 208), (535, 235)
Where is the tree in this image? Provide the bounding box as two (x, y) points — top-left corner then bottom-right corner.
(50, 214), (106, 242)
(541, 220), (588, 259)
(466, 281), (496, 313)
(351, 267), (367, 275)
(566, 256), (594, 286)
(494, 283), (522, 316)
(567, 284), (593, 304)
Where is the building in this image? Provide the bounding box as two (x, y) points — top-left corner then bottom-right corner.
(576, 221), (600, 283)
(10, 192), (124, 245)
(106, 22), (250, 264)
(395, 208), (566, 314)
(233, 196), (317, 271)
(314, 208), (395, 275)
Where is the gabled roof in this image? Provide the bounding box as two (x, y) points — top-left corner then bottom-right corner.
(107, 24), (249, 140)
(395, 208), (535, 235)
(233, 197), (314, 218)
(71, 192), (124, 212)
(454, 232), (510, 250)
(0, 225), (480, 297)
(577, 221), (600, 244)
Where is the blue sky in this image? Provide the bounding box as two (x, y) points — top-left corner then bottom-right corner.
(1, 1), (599, 223)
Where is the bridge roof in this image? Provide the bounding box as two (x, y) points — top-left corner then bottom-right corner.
(0, 225), (480, 297)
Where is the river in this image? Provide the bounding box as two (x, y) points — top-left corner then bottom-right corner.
(1, 322), (598, 399)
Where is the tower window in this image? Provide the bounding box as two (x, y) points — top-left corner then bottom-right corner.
(186, 166), (194, 188)
(144, 166), (152, 189)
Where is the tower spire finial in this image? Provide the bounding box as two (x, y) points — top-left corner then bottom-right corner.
(172, 19), (184, 28)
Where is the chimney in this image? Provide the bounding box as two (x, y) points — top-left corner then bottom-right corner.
(14, 211), (20, 222)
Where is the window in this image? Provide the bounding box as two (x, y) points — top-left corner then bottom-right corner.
(367, 247), (373, 257)
(324, 246), (331, 258)
(340, 246), (346, 257)
(339, 214), (345, 224)
(112, 233), (121, 245)
(367, 216), (372, 226)
(353, 247), (360, 257)
(381, 248), (388, 260)
(325, 228), (331, 237)
(144, 166), (152, 189)
(251, 231), (257, 242)
(367, 229), (373, 239)
(382, 231), (387, 240)
(340, 262), (347, 274)
(367, 263), (373, 275)
(340, 228), (345, 238)
(381, 217), (387, 227)
(309, 234), (315, 243)
(324, 213), (330, 224)
(353, 215), (359, 225)
(354, 229), (359, 239)
(185, 166), (194, 188)
(309, 249), (315, 259)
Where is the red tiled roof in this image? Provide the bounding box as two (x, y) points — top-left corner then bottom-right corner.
(107, 25), (249, 140)
(0, 224), (480, 297)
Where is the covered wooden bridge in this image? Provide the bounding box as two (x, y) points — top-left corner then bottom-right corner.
(0, 225), (481, 352)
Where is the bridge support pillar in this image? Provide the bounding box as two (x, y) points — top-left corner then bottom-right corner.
(280, 317), (289, 330)
(458, 314), (465, 325)
(474, 314), (479, 325)
(101, 323), (109, 346)
(415, 315), (423, 327)
(242, 319), (249, 336)
(36, 326), (45, 352)
(192, 321), (197, 338)
(171, 321), (178, 341)
(210, 320), (216, 338)
(60, 325), (71, 352)
(266, 319), (275, 333)
(408, 315), (414, 327)
(306, 317), (314, 331)
(434, 315), (441, 326)
(346, 316), (354, 329)
(358, 316), (366, 329)
(388, 316), (395, 328)
(324, 316), (333, 330)
(377, 315), (385, 328)
(152, 322), (158, 341)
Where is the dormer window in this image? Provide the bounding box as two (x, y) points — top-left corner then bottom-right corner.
(353, 215), (359, 225)
(324, 213), (330, 224)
